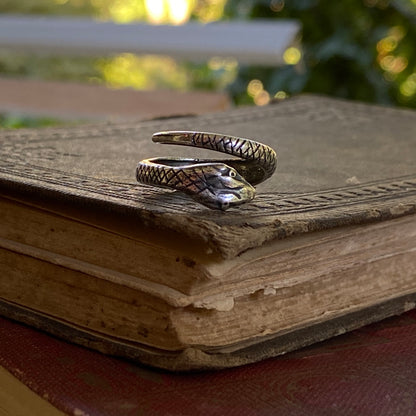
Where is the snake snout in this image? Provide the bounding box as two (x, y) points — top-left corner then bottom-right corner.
(216, 182), (256, 210)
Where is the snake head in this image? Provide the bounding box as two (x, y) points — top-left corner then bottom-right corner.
(190, 164), (256, 211)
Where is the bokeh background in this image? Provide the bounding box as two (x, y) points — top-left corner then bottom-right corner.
(1, 0), (415, 128)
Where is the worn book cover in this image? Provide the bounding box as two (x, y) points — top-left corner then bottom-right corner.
(0, 95), (415, 370)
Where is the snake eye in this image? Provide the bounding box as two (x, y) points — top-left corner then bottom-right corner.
(229, 170), (236, 178)
(220, 201), (230, 210)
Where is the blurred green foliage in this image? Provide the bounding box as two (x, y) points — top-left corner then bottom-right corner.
(0, 52), (100, 83)
(0, 0), (415, 121)
(224, 0), (416, 107)
(0, 0), (95, 17)
(0, 113), (65, 128)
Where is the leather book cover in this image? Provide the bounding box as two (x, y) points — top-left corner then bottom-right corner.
(0, 94), (415, 258)
(2, 311), (416, 416)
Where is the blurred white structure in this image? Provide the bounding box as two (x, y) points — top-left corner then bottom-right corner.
(0, 15), (300, 65)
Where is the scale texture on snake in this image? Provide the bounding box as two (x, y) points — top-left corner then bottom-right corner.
(136, 131), (277, 210)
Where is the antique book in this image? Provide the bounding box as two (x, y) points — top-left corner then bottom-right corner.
(0, 95), (415, 371)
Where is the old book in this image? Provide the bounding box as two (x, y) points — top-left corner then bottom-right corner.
(0, 95), (415, 371)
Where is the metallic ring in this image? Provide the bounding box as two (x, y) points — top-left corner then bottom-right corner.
(136, 131), (277, 210)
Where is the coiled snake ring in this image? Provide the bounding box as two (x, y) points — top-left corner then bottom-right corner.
(136, 131), (277, 210)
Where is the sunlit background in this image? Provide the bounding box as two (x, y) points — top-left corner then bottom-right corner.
(0, 0), (415, 128)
